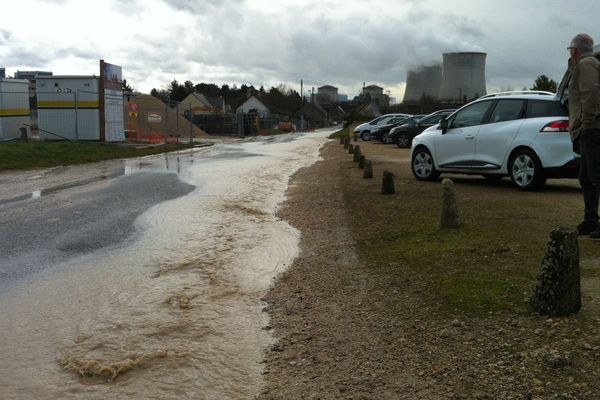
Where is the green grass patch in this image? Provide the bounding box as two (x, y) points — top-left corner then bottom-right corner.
(436, 271), (528, 313)
(328, 123), (357, 139)
(342, 166), (599, 317)
(0, 141), (193, 171)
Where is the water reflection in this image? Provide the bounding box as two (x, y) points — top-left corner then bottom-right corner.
(2, 147), (213, 208)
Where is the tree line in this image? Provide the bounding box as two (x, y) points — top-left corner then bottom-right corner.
(150, 80), (303, 115)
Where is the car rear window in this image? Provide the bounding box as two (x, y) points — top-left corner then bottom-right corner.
(489, 100), (525, 123)
(526, 100), (568, 118)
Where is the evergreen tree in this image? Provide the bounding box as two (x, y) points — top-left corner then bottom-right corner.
(531, 75), (558, 93)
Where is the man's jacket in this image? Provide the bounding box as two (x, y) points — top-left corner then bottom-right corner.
(569, 51), (600, 141)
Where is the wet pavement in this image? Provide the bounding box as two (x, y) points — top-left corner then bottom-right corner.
(0, 130), (335, 400)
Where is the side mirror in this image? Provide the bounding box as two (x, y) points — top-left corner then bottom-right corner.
(440, 118), (449, 133)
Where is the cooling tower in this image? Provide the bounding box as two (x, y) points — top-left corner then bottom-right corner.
(403, 64), (442, 104)
(439, 52), (487, 102)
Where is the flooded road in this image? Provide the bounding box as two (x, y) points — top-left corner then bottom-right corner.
(0, 129), (333, 399)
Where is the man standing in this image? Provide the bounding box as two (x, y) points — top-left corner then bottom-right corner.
(569, 33), (600, 237)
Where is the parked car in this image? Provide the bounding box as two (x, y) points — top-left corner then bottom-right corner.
(391, 110), (455, 148)
(370, 116), (411, 141)
(382, 115), (426, 144)
(353, 113), (411, 141)
(410, 91), (577, 190)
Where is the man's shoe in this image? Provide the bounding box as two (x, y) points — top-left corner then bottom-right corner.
(577, 221), (599, 235)
(589, 229), (600, 240)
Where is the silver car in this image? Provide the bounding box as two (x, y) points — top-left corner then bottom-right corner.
(353, 113), (411, 141)
(410, 91), (577, 190)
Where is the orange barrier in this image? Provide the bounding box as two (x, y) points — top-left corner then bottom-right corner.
(125, 130), (180, 144)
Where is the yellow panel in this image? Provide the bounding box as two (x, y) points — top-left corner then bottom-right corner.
(0, 109), (30, 116)
(37, 101), (100, 108)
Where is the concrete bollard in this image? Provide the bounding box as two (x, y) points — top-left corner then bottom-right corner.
(339, 135), (344, 145)
(348, 144), (354, 154)
(353, 145), (361, 162)
(530, 228), (581, 317)
(363, 160), (373, 178)
(440, 178), (459, 229)
(353, 131), (358, 142)
(358, 155), (366, 169)
(381, 170), (395, 194)
(343, 136), (349, 149)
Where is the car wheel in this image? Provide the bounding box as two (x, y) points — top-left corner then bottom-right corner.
(411, 147), (440, 181)
(509, 149), (546, 190)
(396, 133), (411, 148)
(361, 131), (371, 141)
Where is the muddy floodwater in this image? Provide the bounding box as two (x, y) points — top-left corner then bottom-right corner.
(0, 130), (333, 399)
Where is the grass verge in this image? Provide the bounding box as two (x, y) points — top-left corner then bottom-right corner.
(328, 124), (356, 139)
(0, 141), (194, 171)
(340, 146), (600, 317)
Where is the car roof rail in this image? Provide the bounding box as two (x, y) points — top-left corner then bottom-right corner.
(479, 91), (554, 99)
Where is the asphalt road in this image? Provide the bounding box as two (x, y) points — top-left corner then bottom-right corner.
(0, 171), (194, 292)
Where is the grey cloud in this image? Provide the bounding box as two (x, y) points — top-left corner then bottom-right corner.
(115, 0), (591, 94)
(0, 30), (11, 44)
(161, 0), (244, 12)
(176, 4), (490, 91)
(5, 48), (55, 68)
(112, 0), (145, 16)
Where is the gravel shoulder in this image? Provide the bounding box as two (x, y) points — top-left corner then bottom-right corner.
(259, 139), (600, 400)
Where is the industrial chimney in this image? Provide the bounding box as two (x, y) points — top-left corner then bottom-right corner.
(439, 52), (487, 103)
(403, 64), (442, 104)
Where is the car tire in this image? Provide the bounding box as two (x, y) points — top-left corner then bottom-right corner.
(361, 131), (371, 141)
(396, 132), (411, 148)
(509, 149), (546, 190)
(411, 147), (440, 181)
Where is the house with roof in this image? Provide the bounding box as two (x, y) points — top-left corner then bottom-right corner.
(319, 103), (346, 124)
(356, 101), (382, 118)
(235, 94), (275, 117)
(296, 100), (329, 128)
(180, 92), (225, 115)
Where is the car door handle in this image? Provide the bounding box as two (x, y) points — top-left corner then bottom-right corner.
(465, 135), (475, 140)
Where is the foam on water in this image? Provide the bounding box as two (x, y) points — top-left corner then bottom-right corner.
(0, 130), (333, 399)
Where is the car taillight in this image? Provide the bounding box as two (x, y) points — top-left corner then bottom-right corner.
(540, 120), (569, 132)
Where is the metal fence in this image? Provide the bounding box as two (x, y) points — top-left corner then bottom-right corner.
(189, 113), (302, 136)
(125, 99), (199, 144)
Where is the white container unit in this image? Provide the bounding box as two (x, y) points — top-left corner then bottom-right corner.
(0, 78), (30, 141)
(36, 76), (100, 140)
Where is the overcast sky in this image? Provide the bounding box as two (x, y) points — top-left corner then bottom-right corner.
(1, 0), (598, 101)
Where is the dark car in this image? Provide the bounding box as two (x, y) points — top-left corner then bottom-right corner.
(392, 110), (455, 148)
(383, 115), (426, 143)
(369, 116), (409, 141)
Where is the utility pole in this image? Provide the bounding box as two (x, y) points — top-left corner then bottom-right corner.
(311, 87), (314, 129)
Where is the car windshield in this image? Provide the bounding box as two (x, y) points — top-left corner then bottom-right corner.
(419, 114), (446, 125)
(401, 117), (420, 125)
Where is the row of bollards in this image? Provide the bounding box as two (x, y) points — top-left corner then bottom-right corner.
(339, 133), (581, 317)
(347, 141), (372, 178)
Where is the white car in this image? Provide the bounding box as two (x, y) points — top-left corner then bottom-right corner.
(354, 113), (412, 141)
(410, 91), (578, 190)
